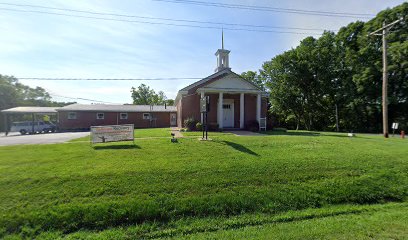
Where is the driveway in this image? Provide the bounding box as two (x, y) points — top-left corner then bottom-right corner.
(0, 132), (90, 146)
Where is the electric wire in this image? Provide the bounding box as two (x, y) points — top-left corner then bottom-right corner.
(17, 77), (203, 81)
(152, 0), (375, 19)
(0, 2), (333, 31)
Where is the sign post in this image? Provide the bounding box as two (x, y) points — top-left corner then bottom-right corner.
(392, 122), (399, 137)
(200, 96), (210, 140)
(90, 124), (134, 145)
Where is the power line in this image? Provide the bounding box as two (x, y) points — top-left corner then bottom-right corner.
(152, 0), (375, 19)
(0, 83), (119, 103)
(41, 87), (120, 104)
(0, 7), (323, 35)
(0, 2), (331, 31)
(18, 77), (203, 81)
(48, 93), (120, 104)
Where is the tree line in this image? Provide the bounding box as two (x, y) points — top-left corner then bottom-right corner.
(0, 75), (74, 109)
(242, 3), (407, 132)
(0, 75), (75, 131)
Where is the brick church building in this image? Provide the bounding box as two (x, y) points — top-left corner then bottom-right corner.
(175, 38), (268, 130)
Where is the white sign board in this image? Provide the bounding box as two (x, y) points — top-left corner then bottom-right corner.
(90, 124), (134, 144)
(392, 123), (399, 129)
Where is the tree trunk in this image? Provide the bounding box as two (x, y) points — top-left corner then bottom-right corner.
(335, 103), (339, 132)
(295, 114), (300, 130)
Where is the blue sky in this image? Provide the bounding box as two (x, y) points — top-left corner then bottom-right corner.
(0, 0), (404, 104)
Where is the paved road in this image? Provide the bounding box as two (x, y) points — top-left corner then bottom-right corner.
(0, 132), (90, 146)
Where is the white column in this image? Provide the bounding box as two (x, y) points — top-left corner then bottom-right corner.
(200, 91), (205, 123)
(240, 93), (245, 129)
(218, 92), (223, 129)
(256, 93), (261, 125)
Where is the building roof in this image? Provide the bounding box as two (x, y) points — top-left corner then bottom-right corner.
(178, 68), (232, 93)
(1, 106), (60, 114)
(175, 68), (264, 104)
(57, 104), (176, 112)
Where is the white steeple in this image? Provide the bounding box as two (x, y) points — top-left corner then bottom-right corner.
(215, 30), (230, 72)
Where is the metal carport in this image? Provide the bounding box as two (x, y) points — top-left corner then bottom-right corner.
(1, 107), (60, 136)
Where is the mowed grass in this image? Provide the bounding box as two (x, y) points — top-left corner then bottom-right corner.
(186, 202), (408, 240)
(70, 127), (173, 142)
(0, 129), (407, 239)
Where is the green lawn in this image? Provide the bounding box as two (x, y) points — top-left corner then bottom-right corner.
(0, 129), (407, 239)
(187, 202), (408, 240)
(70, 127), (173, 142)
(133, 128), (172, 138)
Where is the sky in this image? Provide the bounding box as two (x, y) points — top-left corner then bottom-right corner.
(0, 0), (405, 104)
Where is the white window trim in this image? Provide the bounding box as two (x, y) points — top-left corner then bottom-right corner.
(120, 113), (128, 120)
(96, 113), (105, 120)
(143, 113), (150, 120)
(68, 112), (77, 120)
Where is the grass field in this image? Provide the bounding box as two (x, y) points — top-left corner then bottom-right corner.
(0, 129), (407, 239)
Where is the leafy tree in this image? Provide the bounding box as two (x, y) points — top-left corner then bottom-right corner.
(0, 75), (20, 110)
(0, 74), (75, 131)
(241, 71), (266, 91)
(165, 99), (175, 106)
(260, 2), (407, 132)
(131, 84), (168, 105)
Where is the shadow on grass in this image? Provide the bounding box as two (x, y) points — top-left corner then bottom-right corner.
(261, 131), (321, 137)
(322, 134), (353, 138)
(322, 134), (373, 139)
(262, 131), (373, 139)
(215, 140), (259, 156)
(93, 144), (141, 150)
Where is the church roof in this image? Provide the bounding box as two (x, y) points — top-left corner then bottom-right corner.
(178, 68), (231, 93)
(175, 68), (264, 104)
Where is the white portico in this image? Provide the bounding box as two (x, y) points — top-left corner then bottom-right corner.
(197, 75), (264, 129)
(175, 32), (267, 130)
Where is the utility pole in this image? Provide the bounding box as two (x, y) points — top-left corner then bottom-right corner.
(369, 18), (403, 138)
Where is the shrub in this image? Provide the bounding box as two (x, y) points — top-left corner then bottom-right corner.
(196, 122), (218, 131)
(183, 117), (197, 131)
(273, 127), (287, 132)
(245, 120), (259, 132)
(208, 123), (219, 131)
(196, 122), (203, 131)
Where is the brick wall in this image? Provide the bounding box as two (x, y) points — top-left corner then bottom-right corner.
(178, 92), (267, 129)
(176, 99), (183, 128)
(180, 94), (201, 127)
(58, 111), (175, 130)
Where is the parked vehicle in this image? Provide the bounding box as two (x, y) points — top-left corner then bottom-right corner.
(10, 121), (57, 135)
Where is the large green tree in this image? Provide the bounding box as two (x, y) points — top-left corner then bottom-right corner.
(0, 75), (75, 131)
(241, 70), (266, 91)
(131, 84), (173, 105)
(0, 75), (73, 109)
(258, 2), (407, 132)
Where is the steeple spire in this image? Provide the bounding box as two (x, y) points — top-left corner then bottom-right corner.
(215, 30), (230, 72)
(222, 29), (224, 50)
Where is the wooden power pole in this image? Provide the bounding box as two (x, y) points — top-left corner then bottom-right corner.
(369, 18), (403, 138)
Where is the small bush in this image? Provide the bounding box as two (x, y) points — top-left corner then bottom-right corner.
(208, 123), (219, 131)
(273, 128), (287, 132)
(183, 118), (197, 131)
(245, 120), (259, 132)
(196, 122), (203, 131)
